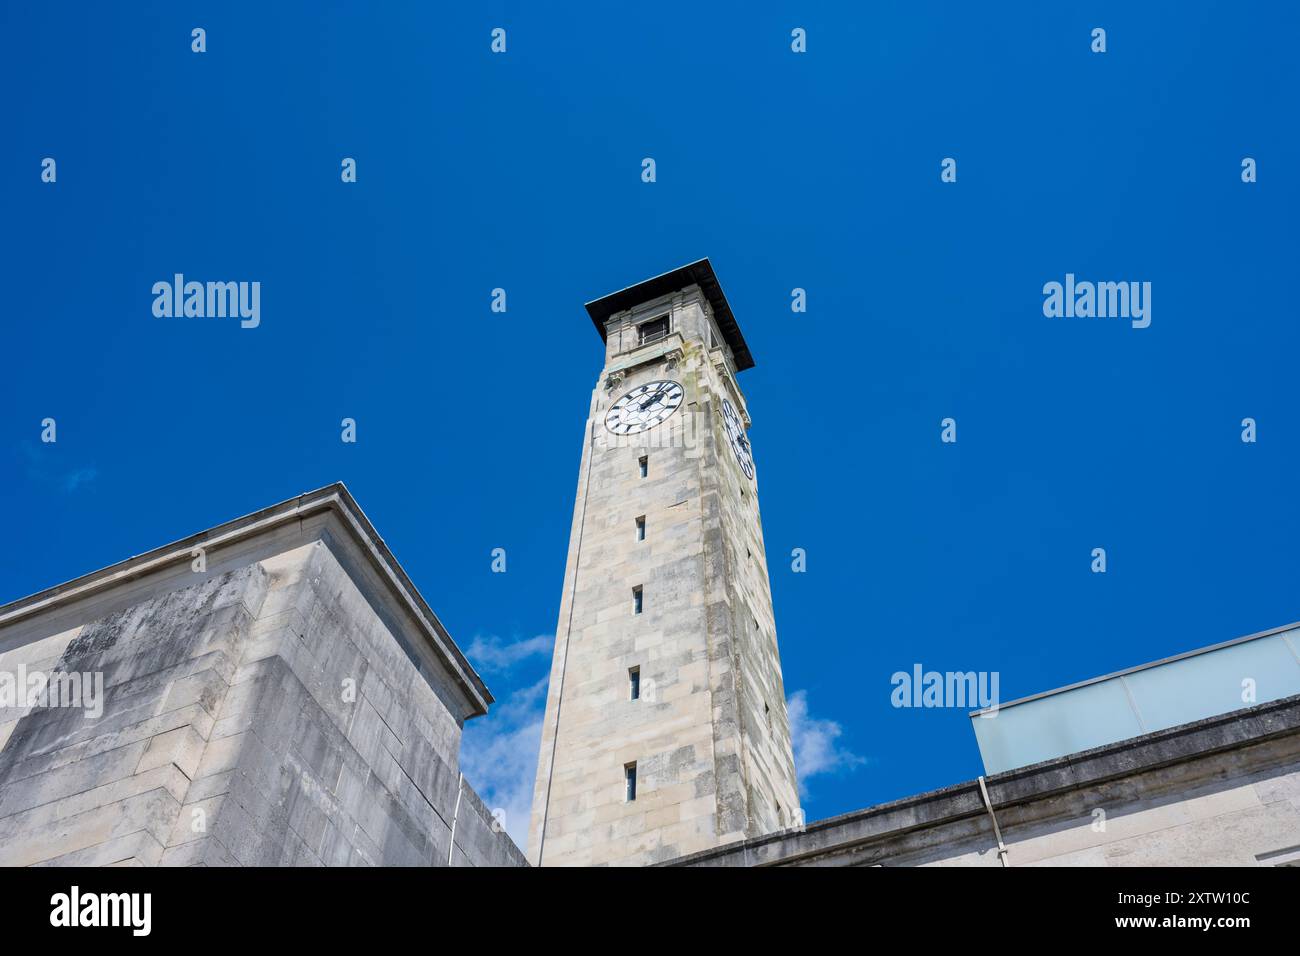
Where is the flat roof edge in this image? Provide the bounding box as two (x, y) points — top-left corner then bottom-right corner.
(664, 692), (1300, 867)
(968, 619), (1300, 718)
(0, 483), (493, 716)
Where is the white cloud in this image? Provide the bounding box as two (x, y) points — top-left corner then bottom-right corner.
(61, 466), (99, 492)
(459, 634), (555, 851)
(461, 671), (863, 849)
(466, 633), (553, 673)
(787, 689), (866, 798)
(18, 442), (99, 494)
(459, 676), (548, 852)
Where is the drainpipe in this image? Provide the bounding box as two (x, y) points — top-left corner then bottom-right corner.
(977, 775), (1010, 867)
(447, 773), (465, 866)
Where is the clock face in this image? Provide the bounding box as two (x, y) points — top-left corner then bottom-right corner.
(605, 380), (685, 435)
(721, 397), (754, 480)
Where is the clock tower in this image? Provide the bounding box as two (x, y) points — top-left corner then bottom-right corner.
(527, 260), (800, 866)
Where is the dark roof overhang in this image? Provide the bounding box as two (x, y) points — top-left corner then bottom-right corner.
(584, 258), (754, 372)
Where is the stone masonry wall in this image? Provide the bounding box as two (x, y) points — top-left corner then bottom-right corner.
(0, 537), (525, 867)
(528, 285), (799, 865)
(672, 697), (1300, 867)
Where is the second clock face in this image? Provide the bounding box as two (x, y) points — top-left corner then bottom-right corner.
(605, 380), (685, 434)
(721, 397), (754, 480)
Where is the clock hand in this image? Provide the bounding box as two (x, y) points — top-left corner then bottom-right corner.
(640, 385), (670, 409)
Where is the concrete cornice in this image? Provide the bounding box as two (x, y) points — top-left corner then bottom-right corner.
(0, 482), (493, 716)
(604, 332), (687, 378)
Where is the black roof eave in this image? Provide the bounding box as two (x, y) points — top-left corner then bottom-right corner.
(584, 258), (755, 372)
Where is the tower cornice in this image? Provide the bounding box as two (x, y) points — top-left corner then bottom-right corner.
(585, 258), (755, 371)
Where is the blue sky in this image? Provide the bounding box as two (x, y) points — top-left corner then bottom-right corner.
(3, 3), (1298, 850)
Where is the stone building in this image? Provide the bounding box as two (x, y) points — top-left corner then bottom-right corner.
(524, 261), (1300, 868)
(2, 260), (1297, 868)
(527, 261), (800, 866)
(0, 485), (525, 866)
(672, 664), (1300, 867)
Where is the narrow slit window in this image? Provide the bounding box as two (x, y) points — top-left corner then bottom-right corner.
(629, 666), (641, 701)
(639, 456), (648, 478)
(635, 515), (646, 541)
(765, 701), (772, 730)
(633, 586), (643, 615)
(624, 762), (637, 801)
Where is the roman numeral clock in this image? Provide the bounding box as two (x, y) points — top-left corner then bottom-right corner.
(720, 395), (755, 479)
(604, 380), (685, 435)
(604, 378), (754, 484)
(529, 259), (798, 867)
